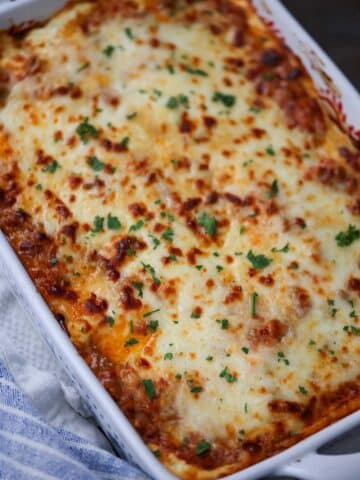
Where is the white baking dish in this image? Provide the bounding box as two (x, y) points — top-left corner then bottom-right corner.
(0, 1), (360, 479)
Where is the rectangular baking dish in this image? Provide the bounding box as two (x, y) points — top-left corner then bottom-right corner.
(0, 1), (359, 479)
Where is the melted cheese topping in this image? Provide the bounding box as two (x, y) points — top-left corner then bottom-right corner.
(0, 1), (359, 479)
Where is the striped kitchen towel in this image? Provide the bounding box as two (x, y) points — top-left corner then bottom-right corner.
(0, 358), (149, 480)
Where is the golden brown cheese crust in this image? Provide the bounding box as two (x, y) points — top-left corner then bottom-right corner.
(0, 1), (360, 478)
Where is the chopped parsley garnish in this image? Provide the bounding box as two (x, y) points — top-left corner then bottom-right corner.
(216, 265), (223, 273)
(298, 385), (308, 395)
(190, 386), (203, 394)
(213, 251), (220, 257)
(185, 66), (208, 77)
(242, 347), (250, 354)
(148, 234), (160, 250)
(240, 226), (246, 234)
(266, 179), (279, 198)
(164, 352), (173, 360)
(87, 156), (104, 171)
(141, 262), (161, 285)
(197, 213), (217, 237)
(249, 106), (262, 114)
(128, 219), (144, 232)
(143, 308), (160, 318)
(152, 450), (160, 458)
(216, 318), (229, 329)
(35, 183), (42, 190)
(195, 440), (211, 455)
(103, 45), (115, 57)
(191, 310), (201, 319)
(265, 145), (275, 156)
(250, 292), (258, 318)
(219, 366), (237, 383)
(343, 325), (360, 336)
(277, 351), (290, 366)
(131, 281), (143, 298)
(119, 136), (130, 150)
(195, 265), (203, 271)
(107, 214), (121, 230)
(154, 198), (161, 205)
(49, 258), (58, 266)
(308, 339), (316, 346)
(105, 315), (115, 326)
(142, 379), (156, 399)
(126, 112), (137, 120)
(147, 320), (159, 332)
(77, 62), (90, 72)
(42, 160), (60, 174)
(92, 215), (104, 233)
(212, 91), (236, 108)
(206, 356), (213, 361)
(124, 27), (134, 40)
(161, 228), (174, 242)
(166, 94), (189, 110)
(327, 299), (337, 318)
(124, 338), (139, 347)
(271, 243), (289, 253)
(246, 250), (272, 270)
(166, 64), (175, 74)
(76, 118), (98, 144)
(335, 224), (360, 247)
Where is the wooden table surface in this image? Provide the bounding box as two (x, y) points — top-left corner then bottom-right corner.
(282, 0), (360, 91)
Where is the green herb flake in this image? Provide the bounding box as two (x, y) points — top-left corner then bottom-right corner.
(195, 440), (211, 455)
(131, 281), (143, 298)
(166, 96), (179, 109)
(190, 385), (203, 394)
(124, 338), (139, 347)
(141, 262), (161, 285)
(212, 91), (236, 108)
(249, 106), (262, 114)
(148, 234), (161, 250)
(185, 66), (208, 77)
(216, 265), (223, 273)
(191, 311), (201, 319)
(216, 318), (229, 330)
(166, 64), (175, 74)
(92, 215), (104, 233)
(103, 45), (115, 58)
(206, 356), (213, 361)
(105, 315), (115, 327)
(195, 265), (203, 271)
(250, 291), (258, 318)
(124, 27), (134, 40)
(35, 183), (42, 190)
(49, 257), (58, 266)
(335, 224), (360, 247)
(277, 351), (290, 366)
(299, 385), (308, 395)
(271, 243), (289, 253)
(87, 156), (104, 172)
(147, 320), (159, 332)
(77, 62), (90, 72)
(119, 136), (130, 150)
(76, 117), (99, 144)
(197, 213), (217, 237)
(144, 308), (160, 318)
(42, 160), (60, 174)
(343, 325), (360, 336)
(266, 179), (279, 198)
(164, 352), (173, 360)
(265, 145), (275, 156)
(152, 449), (160, 458)
(107, 214), (121, 230)
(219, 366), (237, 383)
(129, 219), (144, 232)
(242, 347), (250, 354)
(327, 299), (338, 318)
(246, 250), (272, 270)
(142, 379), (156, 399)
(126, 112), (137, 120)
(161, 228), (174, 242)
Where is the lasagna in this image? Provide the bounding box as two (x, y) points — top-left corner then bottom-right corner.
(0, 1), (359, 478)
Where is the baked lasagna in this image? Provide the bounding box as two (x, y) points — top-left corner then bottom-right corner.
(0, 1), (359, 478)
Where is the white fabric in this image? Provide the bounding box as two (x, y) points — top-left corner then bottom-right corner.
(0, 261), (112, 451)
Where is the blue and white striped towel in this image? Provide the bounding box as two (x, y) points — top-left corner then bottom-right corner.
(0, 357), (149, 480)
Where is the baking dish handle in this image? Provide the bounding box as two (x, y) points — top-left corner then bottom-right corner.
(276, 451), (360, 480)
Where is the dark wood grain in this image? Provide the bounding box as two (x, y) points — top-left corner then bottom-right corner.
(281, 0), (360, 91)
